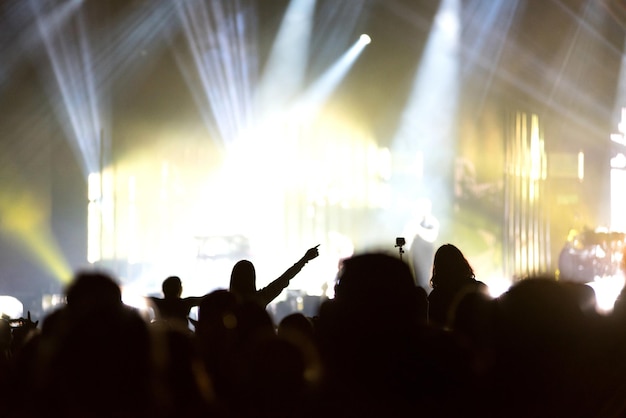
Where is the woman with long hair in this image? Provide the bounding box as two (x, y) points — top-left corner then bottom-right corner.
(428, 244), (486, 328)
(229, 245), (320, 309)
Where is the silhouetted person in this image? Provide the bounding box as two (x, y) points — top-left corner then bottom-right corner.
(229, 245), (320, 308)
(448, 289), (498, 388)
(148, 275), (206, 328)
(197, 291), (300, 417)
(0, 318), (10, 360)
(30, 270), (158, 417)
(491, 277), (610, 418)
(277, 312), (315, 341)
(316, 253), (443, 416)
(277, 313), (323, 388)
(428, 243), (486, 328)
(149, 321), (218, 418)
(195, 289), (241, 403)
(0, 318), (12, 411)
(243, 333), (307, 418)
(66, 269), (123, 313)
(4, 312), (41, 417)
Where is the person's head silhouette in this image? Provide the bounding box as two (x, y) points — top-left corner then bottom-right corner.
(431, 244), (475, 289)
(162, 276), (183, 299)
(65, 270), (122, 314)
(230, 260), (256, 299)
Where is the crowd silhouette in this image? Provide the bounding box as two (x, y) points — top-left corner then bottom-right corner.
(2, 242), (626, 417)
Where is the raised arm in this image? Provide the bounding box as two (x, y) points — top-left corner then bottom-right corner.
(256, 245), (320, 307)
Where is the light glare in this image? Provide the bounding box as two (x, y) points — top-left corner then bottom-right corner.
(587, 275), (625, 313)
(0, 296), (24, 319)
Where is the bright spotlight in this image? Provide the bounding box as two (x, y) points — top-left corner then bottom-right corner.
(359, 34), (371, 45)
(0, 296), (23, 320)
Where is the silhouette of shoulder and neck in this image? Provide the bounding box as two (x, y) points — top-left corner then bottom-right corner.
(148, 276), (205, 327)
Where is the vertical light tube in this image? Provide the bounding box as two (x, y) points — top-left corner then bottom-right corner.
(610, 155), (626, 231)
(128, 176), (138, 265)
(577, 151), (585, 181)
(87, 172), (101, 263)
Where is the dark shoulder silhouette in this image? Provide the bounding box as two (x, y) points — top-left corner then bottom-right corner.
(148, 276), (206, 327)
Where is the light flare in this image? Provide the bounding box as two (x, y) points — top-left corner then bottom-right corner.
(0, 186), (72, 283)
(294, 35), (371, 119)
(586, 274), (625, 313)
(0, 296), (24, 320)
(173, 0), (256, 147)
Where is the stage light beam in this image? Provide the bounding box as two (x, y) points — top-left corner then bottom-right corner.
(174, 0), (256, 148)
(31, 0), (103, 176)
(391, 0), (460, 212)
(256, 0), (316, 113)
(294, 34), (371, 119)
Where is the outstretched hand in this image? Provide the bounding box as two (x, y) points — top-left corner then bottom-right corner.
(304, 244), (320, 262)
(23, 311), (38, 329)
(11, 311), (38, 330)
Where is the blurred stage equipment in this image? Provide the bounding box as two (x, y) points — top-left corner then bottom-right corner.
(558, 228), (625, 283)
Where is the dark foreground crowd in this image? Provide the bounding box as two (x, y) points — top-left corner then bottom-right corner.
(2, 243), (626, 418)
